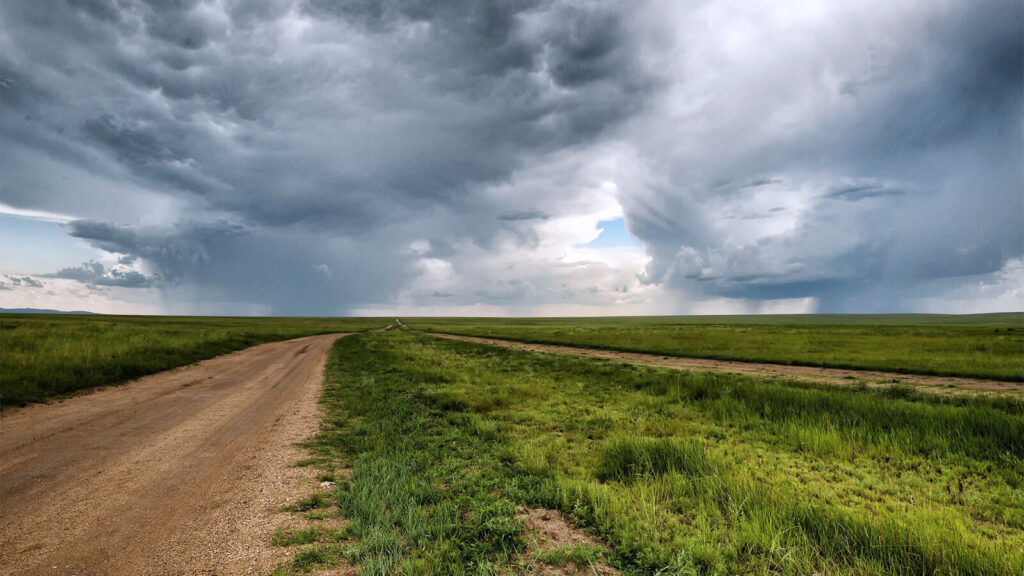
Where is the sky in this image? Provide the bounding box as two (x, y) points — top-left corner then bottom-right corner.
(0, 0), (1021, 316)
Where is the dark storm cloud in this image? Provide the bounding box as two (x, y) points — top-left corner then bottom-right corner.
(497, 210), (548, 222)
(1, 0), (1020, 314)
(822, 182), (904, 202)
(743, 178), (783, 189)
(67, 219), (246, 283)
(65, 218), (416, 314)
(305, 0), (540, 75)
(1, 0), (656, 313)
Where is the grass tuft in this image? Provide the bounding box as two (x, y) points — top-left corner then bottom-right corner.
(595, 436), (711, 483)
(534, 543), (605, 567)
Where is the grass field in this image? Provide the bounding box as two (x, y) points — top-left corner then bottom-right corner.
(404, 313), (1024, 381)
(0, 314), (388, 406)
(272, 331), (1024, 575)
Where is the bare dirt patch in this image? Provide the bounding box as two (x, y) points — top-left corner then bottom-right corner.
(518, 508), (619, 576)
(0, 333), (347, 576)
(432, 333), (1024, 397)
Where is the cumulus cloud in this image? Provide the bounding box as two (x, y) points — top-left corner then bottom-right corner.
(0, 0), (1019, 314)
(2, 275), (44, 289)
(0, 276), (164, 315)
(52, 260), (151, 288)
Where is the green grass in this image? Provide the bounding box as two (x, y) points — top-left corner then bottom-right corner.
(403, 313), (1024, 381)
(595, 437), (712, 483)
(276, 331), (1024, 575)
(284, 492), (333, 513)
(533, 544), (605, 567)
(0, 313), (388, 406)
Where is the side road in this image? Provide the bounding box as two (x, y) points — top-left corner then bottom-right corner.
(0, 333), (345, 576)
(429, 333), (1024, 397)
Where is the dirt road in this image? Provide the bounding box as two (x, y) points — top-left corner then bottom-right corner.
(432, 333), (1023, 396)
(0, 333), (345, 576)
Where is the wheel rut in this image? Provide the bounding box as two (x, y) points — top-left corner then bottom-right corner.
(430, 333), (1023, 397)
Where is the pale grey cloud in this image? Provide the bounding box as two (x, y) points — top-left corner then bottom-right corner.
(621, 0), (1022, 312)
(2, 275), (44, 289)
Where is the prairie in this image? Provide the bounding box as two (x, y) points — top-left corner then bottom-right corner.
(272, 330), (1024, 575)
(4, 313), (1021, 574)
(404, 313), (1024, 381)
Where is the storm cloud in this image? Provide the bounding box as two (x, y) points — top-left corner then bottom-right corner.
(53, 260), (151, 288)
(0, 0), (1020, 314)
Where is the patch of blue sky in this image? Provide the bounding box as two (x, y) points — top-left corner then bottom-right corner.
(578, 217), (644, 249)
(0, 214), (97, 275)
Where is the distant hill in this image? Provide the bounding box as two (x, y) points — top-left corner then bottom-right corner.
(0, 308), (96, 315)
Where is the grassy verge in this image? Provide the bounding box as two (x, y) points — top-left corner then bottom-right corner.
(0, 314), (388, 405)
(275, 331), (1024, 575)
(403, 313), (1024, 381)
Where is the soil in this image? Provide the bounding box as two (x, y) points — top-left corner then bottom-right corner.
(432, 333), (1024, 397)
(518, 508), (618, 575)
(0, 333), (346, 576)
